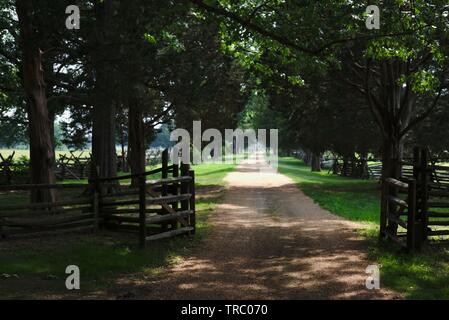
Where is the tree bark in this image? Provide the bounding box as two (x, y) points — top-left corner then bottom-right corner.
(381, 137), (402, 181)
(16, 0), (56, 203)
(303, 149), (312, 165)
(91, 98), (117, 180)
(48, 110), (56, 163)
(360, 152), (369, 179)
(128, 107), (146, 187)
(91, 0), (118, 182)
(311, 153), (321, 172)
(342, 156), (349, 177)
(350, 154), (357, 177)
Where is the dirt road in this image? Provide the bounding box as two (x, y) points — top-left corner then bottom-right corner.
(117, 154), (400, 299)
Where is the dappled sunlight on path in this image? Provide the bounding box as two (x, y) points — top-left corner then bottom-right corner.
(107, 153), (401, 299)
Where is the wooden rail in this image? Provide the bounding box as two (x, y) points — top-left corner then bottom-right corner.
(55, 152), (92, 181)
(0, 152), (30, 185)
(381, 177), (418, 252)
(0, 149), (196, 247)
(381, 146), (449, 252)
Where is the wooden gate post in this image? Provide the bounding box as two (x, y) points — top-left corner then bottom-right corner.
(161, 149), (169, 231)
(189, 170), (196, 235)
(411, 147), (422, 246)
(162, 150), (169, 197)
(420, 148), (429, 241)
(162, 149), (169, 184)
(407, 179), (417, 252)
(138, 175), (147, 248)
(171, 162), (179, 231)
(181, 163), (190, 229)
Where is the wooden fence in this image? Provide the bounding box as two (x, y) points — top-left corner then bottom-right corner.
(0, 150), (196, 247)
(409, 148), (449, 240)
(380, 178), (419, 252)
(146, 149), (164, 166)
(0, 152), (14, 185)
(0, 183), (97, 237)
(381, 147), (449, 251)
(0, 152), (30, 185)
(97, 159), (196, 248)
(55, 151), (92, 180)
(328, 158), (380, 179)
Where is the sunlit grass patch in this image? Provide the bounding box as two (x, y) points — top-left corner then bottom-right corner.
(278, 157), (380, 224)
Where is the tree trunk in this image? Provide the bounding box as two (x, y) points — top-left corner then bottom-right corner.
(128, 107), (146, 187)
(303, 149), (312, 165)
(48, 110), (56, 163)
(381, 137), (402, 181)
(342, 157), (349, 177)
(311, 153), (321, 172)
(91, 99), (117, 180)
(17, 0), (56, 203)
(360, 152), (369, 179)
(350, 154), (358, 177)
(381, 136), (403, 235)
(91, 0), (118, 182)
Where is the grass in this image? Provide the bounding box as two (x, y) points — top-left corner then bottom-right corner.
(278, 157), (380, 226)
(0, 162), (236, 298)
(0, 149), (90, 160)
(278, 157), (449, 300)
(193, 162), (235, 186)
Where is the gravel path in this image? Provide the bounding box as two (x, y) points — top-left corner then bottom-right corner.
(121, 154), (400, 299)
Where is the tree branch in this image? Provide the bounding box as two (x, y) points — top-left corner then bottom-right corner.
(187, 0), (427, 56)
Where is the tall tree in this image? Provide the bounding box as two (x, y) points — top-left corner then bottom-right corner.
(16, 0), (56, 202)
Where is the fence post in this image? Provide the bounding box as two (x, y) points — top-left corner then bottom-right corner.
(162, 149), (169, 187)
(161, 149), (169, 231)
(189, 170), (196, 235)
(407, 179), (417, 252)
(162, 150), (168, 195)
(171, 162), (179, 231)
(413, 147), (423, 245)
(181, 163), (190, 229)
(60, 155), (66, 180)
(139, 175), (147, 248)
(420, 148), (429, 241)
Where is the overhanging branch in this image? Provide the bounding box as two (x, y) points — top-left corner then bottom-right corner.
(187, 0), (424, 56)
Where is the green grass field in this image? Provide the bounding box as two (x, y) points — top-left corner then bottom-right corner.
(278, 157), (449, 300)
(0, 162), (236, 298)
(0, 149), (90, 160)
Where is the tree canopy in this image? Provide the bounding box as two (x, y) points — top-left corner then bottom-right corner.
(1, 0), (448, 194)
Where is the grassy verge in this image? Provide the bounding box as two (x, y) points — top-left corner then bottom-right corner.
(0, 149), (91, 160)
(278, 157), (449, 299)
(0, 162), (235, 299)
(278, 158), (380, 226)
